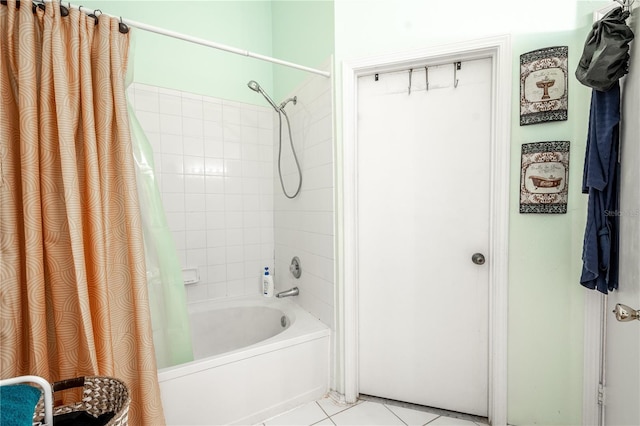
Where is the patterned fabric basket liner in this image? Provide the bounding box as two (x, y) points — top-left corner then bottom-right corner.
(32, 376), (130, 426)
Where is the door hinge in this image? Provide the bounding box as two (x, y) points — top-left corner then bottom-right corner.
(598, 383), (606, 405)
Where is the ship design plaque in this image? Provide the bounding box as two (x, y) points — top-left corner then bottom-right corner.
(520, 141), (570, 214)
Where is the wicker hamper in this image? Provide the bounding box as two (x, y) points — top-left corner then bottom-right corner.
(33, 376), (130, 426)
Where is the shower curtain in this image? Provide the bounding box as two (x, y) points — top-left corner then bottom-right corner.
(126, 36), (194, 369)
(0, 1), (164, 424)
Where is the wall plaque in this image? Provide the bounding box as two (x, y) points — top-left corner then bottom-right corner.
(520, 141), (570, 214)
(520, 46), (568, 125)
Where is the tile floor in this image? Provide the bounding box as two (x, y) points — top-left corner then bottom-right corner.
(260, 396), (489, 426)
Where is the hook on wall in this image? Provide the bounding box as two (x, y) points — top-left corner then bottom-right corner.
(453, 62), (461, 88)
(408, 68), (413, 95)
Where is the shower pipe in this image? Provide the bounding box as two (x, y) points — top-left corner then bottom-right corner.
(248, 80), (302, 199)
(22, 0), (331, 78)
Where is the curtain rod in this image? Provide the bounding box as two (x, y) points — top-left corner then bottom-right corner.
(31, 0), (331, 78)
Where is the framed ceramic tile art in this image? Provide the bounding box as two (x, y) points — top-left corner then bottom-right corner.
(520, 46), (568, 125)
(520, 141), (570, 214)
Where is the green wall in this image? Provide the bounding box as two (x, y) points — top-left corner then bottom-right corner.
(271, 1), (335, 100)
(82, 0), (333, 106)
(82, 0), (275, 104)
(333, 1), (608, 424)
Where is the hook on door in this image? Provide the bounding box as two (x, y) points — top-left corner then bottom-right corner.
(425, 66), (429, 91)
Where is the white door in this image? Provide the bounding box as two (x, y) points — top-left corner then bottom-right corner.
(357, 58), (491, 417)
(604, 8), (640, 424)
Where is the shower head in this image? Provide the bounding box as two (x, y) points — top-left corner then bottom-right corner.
(247, 80), (279, 111)
(247, 80), (260, 92)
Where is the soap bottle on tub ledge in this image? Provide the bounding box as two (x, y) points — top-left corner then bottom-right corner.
(263, 267), (274, 297)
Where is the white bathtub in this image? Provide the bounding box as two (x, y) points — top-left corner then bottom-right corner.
(158, 295), (331, 425)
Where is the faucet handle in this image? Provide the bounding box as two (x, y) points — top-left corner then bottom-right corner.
(290, 256), (301, 278)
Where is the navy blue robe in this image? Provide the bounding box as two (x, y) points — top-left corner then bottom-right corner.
(580, 82), (621, 294)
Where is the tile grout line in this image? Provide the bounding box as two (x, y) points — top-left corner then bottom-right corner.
(383, 403), (408, 426)
(423, 415), (441, 425)
(315, 400), (331, 422)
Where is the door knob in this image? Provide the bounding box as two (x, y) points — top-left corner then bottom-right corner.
(612, 304), (640, 322)
(471, 253), (485, 265)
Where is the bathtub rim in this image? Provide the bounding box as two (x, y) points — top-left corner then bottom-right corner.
(158, 294), (330, 382)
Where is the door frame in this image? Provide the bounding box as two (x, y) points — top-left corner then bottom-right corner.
(340, 35), (511, 425)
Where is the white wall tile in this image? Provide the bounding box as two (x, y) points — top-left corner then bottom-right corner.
(226, 263), (244, 280)
(258, 110), (273, 129)
(183, 136), (204, 157)
(207, 229), (226, 247)
(206, 176), (225, 194)
(134, 89), (160, 113)
(184, 155), (204, 175)
(184, 175), (205, 194)
(208, 265), (226, 283)
(226, 245), (244, 263)
(224, 142), (241, 159)
(183, 117), (204, 138)
(224, 159), (242, 177)
(205, 158), (224, 176)
(161, 133), (183, 155)
(182, 98), (203, 120)
(136, 110), (161, 134)
(274, 74), (334, 328)
(240, 108), (258, 127)
(205, 194), (225, 212)
(226, 229), (243, 246)
(203, 101), (223, 122)
(207, 247), (226, 265)
(224, 176), (243, 194)
(223, 105), (241, 124)
(159, 94), (182, 116)
(225, 211), (243, 229)
(206, 212), (225, 230)
(186, 229), (206, 249)
(185, 212), (206, 231)
(165, 212), (185, 232)
(204, 138), (224, 158)
(159, 114), (182, 135)
(186, 248), (207, 267)
(241, 126), (259, 144)
(134, 83), (276, 304)
(185, 194), (206, 212)
(204, 121), (224, 140)
(223, 123), (242, 142)
(162, 173), (184, 193)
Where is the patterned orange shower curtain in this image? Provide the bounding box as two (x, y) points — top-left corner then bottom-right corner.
(0, 1), (165, 424)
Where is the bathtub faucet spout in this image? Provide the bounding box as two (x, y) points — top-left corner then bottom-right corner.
(276, 287), (299, 298)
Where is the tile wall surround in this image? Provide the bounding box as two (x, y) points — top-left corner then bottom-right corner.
(127, 71), (335, 332)
(128, 83), (275, 302)
(273, 70), (334, 329)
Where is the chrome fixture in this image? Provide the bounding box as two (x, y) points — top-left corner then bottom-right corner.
(612, 303), (640, 322)
(276, 287), (299, 298)
(471, 253), (485, 265)
(290, 256), (302, 279)
(247, 80), (279, 111)
(280, 315), (289, 328)
(247, 80), (302, 199)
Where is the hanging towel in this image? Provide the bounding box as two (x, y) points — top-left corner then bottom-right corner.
(0, 384), (42, 426)
(576, 6), (634, 91)
(580, 82), (621, 294)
